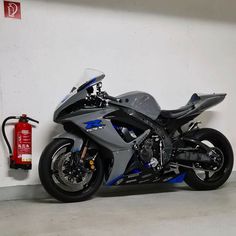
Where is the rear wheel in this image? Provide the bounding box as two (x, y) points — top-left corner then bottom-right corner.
(184, 128), (234, 190)
(39, 139), (104, 202)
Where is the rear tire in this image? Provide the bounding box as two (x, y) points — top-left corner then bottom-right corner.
(39, 139), (104, 202)
(184, 128), (234, 190)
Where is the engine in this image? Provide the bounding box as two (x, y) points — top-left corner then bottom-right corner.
(140, 139), (154, 162)
(139, 137), (161, 169)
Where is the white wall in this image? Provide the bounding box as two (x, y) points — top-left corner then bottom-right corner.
(0, 0), (236, 187)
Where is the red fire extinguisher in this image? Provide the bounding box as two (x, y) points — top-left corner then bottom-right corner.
(2, 114), (39, 170)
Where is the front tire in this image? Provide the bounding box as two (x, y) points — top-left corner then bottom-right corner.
(39, 139), (104, 202)
(184, 128), (234, 190)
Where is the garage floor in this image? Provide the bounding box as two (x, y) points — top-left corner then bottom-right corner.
(0, 176), (236, 236)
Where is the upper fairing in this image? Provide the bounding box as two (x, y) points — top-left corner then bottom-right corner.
(54, 69), (105, 122)
(117, 91), (161, 120)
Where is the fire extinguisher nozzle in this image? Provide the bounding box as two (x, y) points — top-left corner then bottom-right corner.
(27, 117), (39, 124)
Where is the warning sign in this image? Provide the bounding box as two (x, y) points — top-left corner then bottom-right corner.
(4, 1), (21, 19)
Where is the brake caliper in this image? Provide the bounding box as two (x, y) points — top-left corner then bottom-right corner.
(88, 159), (96, 171)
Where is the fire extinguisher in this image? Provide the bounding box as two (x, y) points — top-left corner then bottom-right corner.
(2, 114), (39, 170)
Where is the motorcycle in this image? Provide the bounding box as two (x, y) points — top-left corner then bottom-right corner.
(39, 69), (234, 202)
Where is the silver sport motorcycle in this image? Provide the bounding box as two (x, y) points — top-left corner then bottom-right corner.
(39, 69), (234, 202)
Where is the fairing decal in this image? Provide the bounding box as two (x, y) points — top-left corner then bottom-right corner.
(84, 119), (105, 131)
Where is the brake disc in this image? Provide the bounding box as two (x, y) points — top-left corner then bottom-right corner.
(52, 153), (93, 192)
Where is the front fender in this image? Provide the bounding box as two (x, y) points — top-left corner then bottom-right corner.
(54, 132), (84, 152)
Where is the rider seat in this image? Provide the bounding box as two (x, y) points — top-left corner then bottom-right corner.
(160, 94), (200, 119)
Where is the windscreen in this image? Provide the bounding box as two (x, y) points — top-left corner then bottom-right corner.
(58, 69), (105, 109)
(74, 68), (105, 92)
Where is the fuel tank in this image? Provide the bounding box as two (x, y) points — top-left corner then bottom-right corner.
(117, 91), (161, 120)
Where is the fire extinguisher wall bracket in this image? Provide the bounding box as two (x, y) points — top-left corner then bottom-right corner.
(2, 114), (39, 170)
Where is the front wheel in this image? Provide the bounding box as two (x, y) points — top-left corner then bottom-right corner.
(39, 139), (104, 202)
(184, 128), (234, 190)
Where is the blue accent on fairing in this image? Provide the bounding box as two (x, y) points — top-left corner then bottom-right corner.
(144, 163), (152, 169)
(107, 169), (141, 186)
(131, 169), (141, 174)
(78, 78), (96, 92)
(84, 78), (96, 89)
(106, 174), (124, 186)
(168, 173), (186, 183)
(112, 124), (119, 130)
(84, 119), (105, 129)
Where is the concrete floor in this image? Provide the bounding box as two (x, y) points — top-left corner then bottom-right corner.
(0, 178), (236, 236)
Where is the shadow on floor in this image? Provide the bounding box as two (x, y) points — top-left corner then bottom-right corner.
(33, 173), (236, 203)
(34, 183), (190, 204)
(96, 183), (190, 198)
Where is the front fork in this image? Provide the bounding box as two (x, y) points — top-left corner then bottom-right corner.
(54, 132), (96, 172)
(71, 139), (97, 172)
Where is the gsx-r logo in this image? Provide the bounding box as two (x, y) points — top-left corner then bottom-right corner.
(84, 119), (105, 132)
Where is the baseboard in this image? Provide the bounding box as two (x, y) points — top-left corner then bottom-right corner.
(0, 184), (49, 201)
(0, 171), (235, 202)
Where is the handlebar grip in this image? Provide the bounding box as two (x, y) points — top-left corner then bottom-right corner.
(104, 94), (121, 103)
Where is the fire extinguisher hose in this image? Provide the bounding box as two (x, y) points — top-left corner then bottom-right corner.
(2, 116), (19, 156)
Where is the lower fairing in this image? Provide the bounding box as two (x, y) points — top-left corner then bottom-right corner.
(106, 170), (186, 186)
